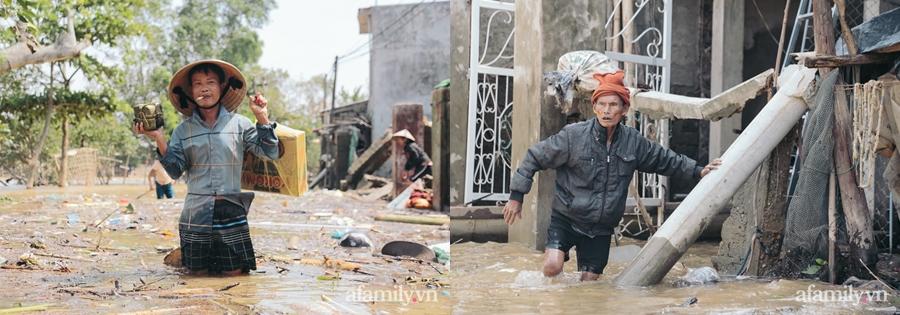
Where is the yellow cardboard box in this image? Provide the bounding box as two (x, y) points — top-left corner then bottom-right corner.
(241, 124), (308, 196)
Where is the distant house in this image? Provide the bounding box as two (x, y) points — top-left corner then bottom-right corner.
(358, 1), (450, 149)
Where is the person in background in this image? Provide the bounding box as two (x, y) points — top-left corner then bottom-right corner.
(147, 160), (175, 199)
(393, 129), (432, 183)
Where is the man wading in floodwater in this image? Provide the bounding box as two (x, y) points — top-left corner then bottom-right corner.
(134, 60), (279, 276)
(503, 70), (722, 281)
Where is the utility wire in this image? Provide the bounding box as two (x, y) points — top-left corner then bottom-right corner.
(337, 0), (436, 65)
(328, 0), (437, 104)
(337, 0), (435, 61)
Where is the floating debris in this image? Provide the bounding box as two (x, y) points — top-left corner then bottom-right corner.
(155, 245), (175, 254)
(287, 235), (302, 250)
(17, 253), (41, 268)
(674, 266), (719, 287)
(299, 257), (362, 271)
(382, 240), (436, 262)
(339, 232), (372, 248)
(163, 248), (181, 267)
(317, 271), (341, 281)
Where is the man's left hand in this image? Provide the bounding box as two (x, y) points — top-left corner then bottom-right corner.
(249, 92), (270, 124)
(700, 158), (723, 178)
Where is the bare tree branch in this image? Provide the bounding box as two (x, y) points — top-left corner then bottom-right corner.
(0, 8), (91, 76)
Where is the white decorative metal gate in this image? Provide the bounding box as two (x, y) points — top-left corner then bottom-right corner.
(464, 0), (515, 205)
(604, 0), (673, 237)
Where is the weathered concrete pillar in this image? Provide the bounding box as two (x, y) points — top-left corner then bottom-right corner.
(616, 65), (817, 286)
(508, 0), (558, 249)
(709, 0), (744, 158)
(508, 0), (608, 250)
(448, 0), (470, 209)
(392, 104), (424, 196)
(709, 0), (750, 275)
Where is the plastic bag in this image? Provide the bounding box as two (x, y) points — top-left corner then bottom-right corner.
(558, 51), (619, 92)
(675, 266), (719, 287)
(544, 51), (619, 112)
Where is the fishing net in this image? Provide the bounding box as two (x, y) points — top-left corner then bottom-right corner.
(781, 72), (839, 259)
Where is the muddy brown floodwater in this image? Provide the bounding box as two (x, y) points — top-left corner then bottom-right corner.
(449, 241), (899, 314)
(0, 184), (450, 314)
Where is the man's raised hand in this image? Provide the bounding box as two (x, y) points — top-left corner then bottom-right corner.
(133, 122), (163, 141)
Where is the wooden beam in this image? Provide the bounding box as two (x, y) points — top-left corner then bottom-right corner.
(622, 0), (635, 86)
(629, 179), (657, 234)
(812, 0), (836, 75)
(374, 214), (449, 226)
(814, 0), (876, 269)
(833, 81), (877, 266)
(828, 172), (837, 283)
(431, 87), (450, 212)
(341, 131), (392, 190)
(833, 0), (858, 56)
(630, 69), (773, 121)
(803, 53), (897, 68)
(774, 0), (793, 85)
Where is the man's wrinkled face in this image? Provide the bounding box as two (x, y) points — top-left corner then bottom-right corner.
(593, 95), (627, 128)
(190, 71), (223, 108)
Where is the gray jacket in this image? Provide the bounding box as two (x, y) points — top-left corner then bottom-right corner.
(509, 118), (702, 237)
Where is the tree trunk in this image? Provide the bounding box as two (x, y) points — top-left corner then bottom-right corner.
(25, 62), (56, 189)
(833, 84), (876, 266)
(59, 114), (69, 187)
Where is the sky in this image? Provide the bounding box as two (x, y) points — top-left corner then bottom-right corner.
(257, 0), (423, 95)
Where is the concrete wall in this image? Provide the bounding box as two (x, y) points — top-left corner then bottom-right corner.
(367, 1), (451, 149)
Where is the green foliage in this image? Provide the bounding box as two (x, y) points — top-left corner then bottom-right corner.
(339, 86), (365, 105)
(0, 0), (151, 185)
(71, 108), (141, 167)
(0, 88), (115, 122)
(163, 0), (276, 70)
(0, 0), (44, 42)
(800, 258), (827, 275)
(0, 106), (62, 184)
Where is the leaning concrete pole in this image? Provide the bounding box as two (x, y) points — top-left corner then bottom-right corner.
(615, 65), (818, 286)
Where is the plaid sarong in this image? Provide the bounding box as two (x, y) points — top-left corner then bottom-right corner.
(180, 198), (256, 273)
